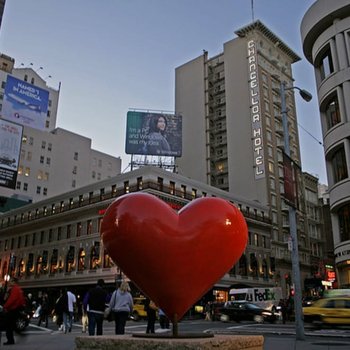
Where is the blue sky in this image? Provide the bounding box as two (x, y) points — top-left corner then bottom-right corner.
(0, 0), (327, 184)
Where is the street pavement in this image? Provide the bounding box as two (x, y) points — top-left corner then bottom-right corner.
(1, 319), (349, 349)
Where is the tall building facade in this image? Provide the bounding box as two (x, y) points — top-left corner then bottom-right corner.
(175, 21), (312, 290)
(0, 54), (121, 203)
(301, 0), (350, 287)
(0, 166), (273, 303)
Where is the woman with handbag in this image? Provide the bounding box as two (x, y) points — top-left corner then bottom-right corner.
(109, 281), (133, 334)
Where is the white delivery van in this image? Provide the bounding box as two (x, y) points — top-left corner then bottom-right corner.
(229, 287), (283, 311)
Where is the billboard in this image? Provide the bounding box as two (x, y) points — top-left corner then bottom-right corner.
(125, 111), (182, 157)
(2, 75), (49, 130)
(0, 119), (23, 189)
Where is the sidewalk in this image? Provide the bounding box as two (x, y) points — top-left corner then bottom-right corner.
(264, 335), (350, 349)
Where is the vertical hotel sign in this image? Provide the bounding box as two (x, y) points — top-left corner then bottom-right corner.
(247, 39), (265, 179)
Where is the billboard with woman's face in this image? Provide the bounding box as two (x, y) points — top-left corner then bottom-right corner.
(125, 111), (182, 157)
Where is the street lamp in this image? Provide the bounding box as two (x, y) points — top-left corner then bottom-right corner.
(280, 81), (312, 341)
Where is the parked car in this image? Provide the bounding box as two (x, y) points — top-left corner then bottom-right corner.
(303, 297), (350, 328)
(0, 306), (30, 332)
(219, 301), (277, 323)
(131, 297), (148, 321)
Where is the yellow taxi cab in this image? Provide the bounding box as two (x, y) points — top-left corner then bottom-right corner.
(131, 297), (148, 321)
(303, 297), (350, 328)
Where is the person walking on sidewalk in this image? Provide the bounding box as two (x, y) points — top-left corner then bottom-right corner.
(86, 279), (108, 336)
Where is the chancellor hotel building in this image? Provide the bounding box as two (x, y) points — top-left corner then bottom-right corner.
(301, 0), (350, 287)
(175, 21), (320, 289)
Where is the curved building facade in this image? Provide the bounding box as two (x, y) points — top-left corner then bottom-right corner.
(301, 0), (350, 287)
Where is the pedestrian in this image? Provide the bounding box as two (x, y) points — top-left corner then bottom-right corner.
(62, 288), (76, 333)
(38, 293), (50, 327)
(205, 302), (212, 321)
(158, 308), (170, 329)
(109, 281), (133, 334)
(2, 277), (26, 345)
(86, 279), (108, 336)
(81, 291), (89, 333)
(145, 299), (157, 334)
(53, 289), (66, 331)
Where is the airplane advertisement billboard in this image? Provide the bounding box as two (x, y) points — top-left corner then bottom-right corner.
(125, 111), (182, 157)
(0, 119), (23, 189)
(2, 75), (49, 130)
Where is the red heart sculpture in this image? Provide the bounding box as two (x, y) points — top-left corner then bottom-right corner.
(101, 192), (247, 322)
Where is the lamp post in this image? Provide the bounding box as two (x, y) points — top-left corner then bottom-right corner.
(280, 81), (312, 341)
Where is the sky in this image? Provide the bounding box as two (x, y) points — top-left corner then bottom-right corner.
(0, 0), (327, 184)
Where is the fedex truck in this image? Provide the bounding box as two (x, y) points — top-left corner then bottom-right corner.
(229, 287), (283, 311)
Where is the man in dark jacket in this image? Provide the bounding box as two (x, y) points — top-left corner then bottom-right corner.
(86, 279), (107, 336)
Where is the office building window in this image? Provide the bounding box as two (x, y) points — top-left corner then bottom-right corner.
(40, 156), (44, 164)
(72, 180), (76, 188)
(43, 188), (47, 196)
(45, 121), (50, 128)
(48, 143), (52, 151)
(46, 157), (51, 165)
(318, 45), (334, 81)
(25, 167), (30, 176)
(41, 141), (46, 149)
(74, 152), (79, 160)
(23, 183), (28, 191)
(331, 146), (348, 183)
(16, 181), (21, 190)
(36, 186), (41, 194)
(325, 95), (341, 130)
(338, 203), (350, 242)
(29, 137), (34, 145)
(77, 222), (82, 237)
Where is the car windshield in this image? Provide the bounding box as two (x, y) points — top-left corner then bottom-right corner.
(245, 303), (261, 310)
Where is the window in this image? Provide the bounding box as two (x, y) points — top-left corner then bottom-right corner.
(27, 151), (32, 161)
(40, 156), (44, 164)
(331, 146), (348, 183)
(48, 229), (53, 242)
(47, 110), (51, 117)
(77, 222), (82, 237)
(137, 177), (143, 190)
(40, 231), (45, 244)
(29, 137), (34, 145)
(124, 181), (129, 193)
(170, 181), (175, 195)
(24, 75), (28, 82)
(43, 188), (47, 196)
(72, 180), (76, 188)
(92, 171), (96, 179)
(46, 157), (51, 165)
(325, 95), (341, 130)
(45, 120), (50, 128)
(16, 181), (21, 190)
(23, 183), (28, 191)
(25, 167), (30, 176)
(36, 186), (41, 194)
(48, 143), (52, 151)
(87, 220), (92, 235)
(74, 152), (78, 161)
(41, 141), (46, 149)
(339, 203), (350, 242)
(73, 166), (77, 174)
(319, 46), (334, 80)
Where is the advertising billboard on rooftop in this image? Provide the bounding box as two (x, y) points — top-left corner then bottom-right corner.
(2, 75), (49, 130)
(125, 111), (182, 157)
(0, 119), (23, 189)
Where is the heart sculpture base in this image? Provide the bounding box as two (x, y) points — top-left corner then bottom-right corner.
(132, 333), (214, 339)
